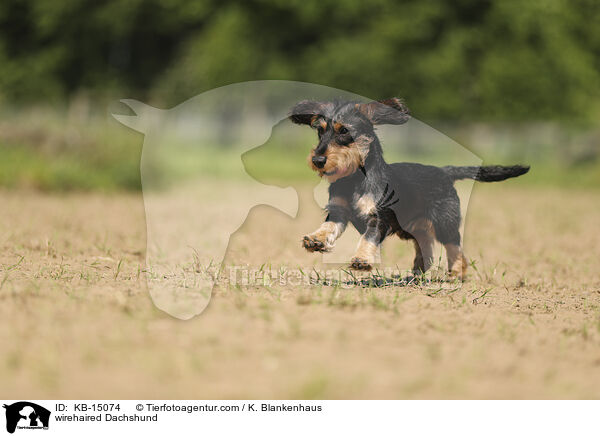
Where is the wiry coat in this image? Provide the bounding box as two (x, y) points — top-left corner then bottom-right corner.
(290, 98), (529, 276)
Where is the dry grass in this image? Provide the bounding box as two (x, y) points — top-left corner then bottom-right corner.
(0, 183), (599, 399)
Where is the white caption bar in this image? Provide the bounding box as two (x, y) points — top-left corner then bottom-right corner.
(1, 400), (597, 435)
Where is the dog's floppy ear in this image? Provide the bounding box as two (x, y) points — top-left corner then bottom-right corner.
(356, 98), (410, 125)
(289, 100), (328, 126)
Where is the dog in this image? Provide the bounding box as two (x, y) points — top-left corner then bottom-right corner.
(289, 98), (529, 278)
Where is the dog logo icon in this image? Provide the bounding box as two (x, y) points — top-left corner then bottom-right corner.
(3, 402), (50, 434)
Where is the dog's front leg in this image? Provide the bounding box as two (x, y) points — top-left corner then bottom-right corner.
(303, 197), (349, 253)
(350, 216), (390, 271)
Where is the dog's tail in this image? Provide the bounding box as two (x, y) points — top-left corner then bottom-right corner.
(442, 165), (530, 182)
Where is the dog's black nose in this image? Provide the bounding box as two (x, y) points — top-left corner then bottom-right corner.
(312, 155), (327, 168)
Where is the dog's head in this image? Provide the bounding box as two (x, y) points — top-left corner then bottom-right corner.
(289, 98), (410, 182)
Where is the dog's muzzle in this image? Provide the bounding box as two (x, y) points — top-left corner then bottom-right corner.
(312, 155), (327, 169)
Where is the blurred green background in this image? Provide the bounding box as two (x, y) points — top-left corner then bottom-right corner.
(0, 0), (599, 190)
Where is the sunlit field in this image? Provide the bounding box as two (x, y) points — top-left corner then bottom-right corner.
(1, 177), (599, 398)
(1, 103), (599, 398)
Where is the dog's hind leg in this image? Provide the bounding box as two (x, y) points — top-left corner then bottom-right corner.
(431, 194), (467, 279)
(411, 232), (435, 274)
(445, 243), (467, 279)
(404, 218), (436, 275)
(412, 239), (424, 272)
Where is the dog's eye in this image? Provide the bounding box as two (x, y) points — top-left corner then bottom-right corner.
(336, 134), (353, 146)
(338, 126), (349, 135)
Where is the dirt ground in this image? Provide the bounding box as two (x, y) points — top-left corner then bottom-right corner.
(1, 182), (599, 399)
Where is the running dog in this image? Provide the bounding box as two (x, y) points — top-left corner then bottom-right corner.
(289, 98), (529, 278)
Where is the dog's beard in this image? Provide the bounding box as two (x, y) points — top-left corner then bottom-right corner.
(308, 143), (366, 182)
(321, 165), (355, 183)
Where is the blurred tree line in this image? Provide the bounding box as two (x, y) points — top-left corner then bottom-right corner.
(0, 0), (599, 123)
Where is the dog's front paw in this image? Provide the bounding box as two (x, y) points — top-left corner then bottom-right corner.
(302, 235), (330, 252)
(349, 257), (372, 271)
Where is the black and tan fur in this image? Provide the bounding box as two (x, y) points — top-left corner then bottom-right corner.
(290, 98), (529, 278)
